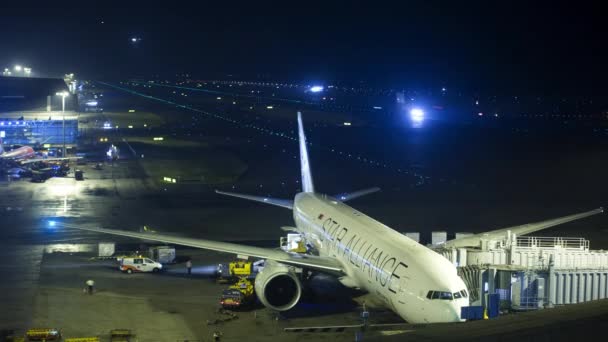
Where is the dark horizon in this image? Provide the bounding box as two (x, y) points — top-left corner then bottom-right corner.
(1, 2), (607, 94)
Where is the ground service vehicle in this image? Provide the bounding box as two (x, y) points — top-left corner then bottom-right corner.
(219, 278), (255, 309)
(31, 168), (53, 182)
(216, 260), (253, 283)
(119, 257), (162, 274)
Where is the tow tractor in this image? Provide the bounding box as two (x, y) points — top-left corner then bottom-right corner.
(219, 277), (255, 309)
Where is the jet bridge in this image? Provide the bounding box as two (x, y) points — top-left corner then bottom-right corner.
(431, 232), (608, 310)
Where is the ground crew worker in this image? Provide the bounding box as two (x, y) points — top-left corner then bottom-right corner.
(85, 279), (95, 294)
(186, 259), (192, 275)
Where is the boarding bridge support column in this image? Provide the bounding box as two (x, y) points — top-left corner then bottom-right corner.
(600, 273), (607, 299)
(592, 273), (599, 300)
(578, 273), (585, 303)
(547, 255), (555, 308)
(480, 268), (497, 308)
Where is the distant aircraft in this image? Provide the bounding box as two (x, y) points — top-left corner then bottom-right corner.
(0, 139), (80, 164)
(62, 112), (603, 324)
(0, 144), (36, 160)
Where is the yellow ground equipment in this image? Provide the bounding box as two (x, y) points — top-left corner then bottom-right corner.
(25, 328), (61, 341)
(219, 277), (255, 309)
(216, 260), (252, 283)
(229, 261), (252, 277)
(110, 329), (134, 342)
(289, 239), (307, 253)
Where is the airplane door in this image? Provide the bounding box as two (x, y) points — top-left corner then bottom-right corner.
(393, 275), (410, 306)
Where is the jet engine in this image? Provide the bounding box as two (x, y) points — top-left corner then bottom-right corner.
(254, 260), (302, 311)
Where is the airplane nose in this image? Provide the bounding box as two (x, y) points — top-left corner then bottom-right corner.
(451, 304), (465, 322)
(444, 302), (463, 322)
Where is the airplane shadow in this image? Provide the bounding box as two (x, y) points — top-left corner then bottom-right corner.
(281, 273), (363, 319)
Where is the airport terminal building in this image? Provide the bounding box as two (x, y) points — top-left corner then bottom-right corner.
(0, 115), (78, 146)
(0, 76), (78, 147)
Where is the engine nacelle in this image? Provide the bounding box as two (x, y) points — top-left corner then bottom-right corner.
(254, 260), (302, 311)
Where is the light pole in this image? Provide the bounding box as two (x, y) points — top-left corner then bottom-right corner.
(56, 92), (69, 157)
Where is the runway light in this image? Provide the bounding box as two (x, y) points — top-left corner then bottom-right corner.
(48, 220), (56, 228)
(410, 108), (425, 123)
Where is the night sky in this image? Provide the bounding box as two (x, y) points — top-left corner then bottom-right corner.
(0, 2), (606, 93)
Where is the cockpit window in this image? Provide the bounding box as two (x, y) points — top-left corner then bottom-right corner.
(427, 290), (453, 300)
(461, 290), (468, 298)
(438, 292), (452, 300)
(453, 291), (462, 299)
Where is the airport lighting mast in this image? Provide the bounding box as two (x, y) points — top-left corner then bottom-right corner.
(56, 92), (69, 157)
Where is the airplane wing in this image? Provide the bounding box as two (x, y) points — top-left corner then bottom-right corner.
(20, 157), (82, 164)
(443, 207), (604, 248)
(58, 223), (344, 274)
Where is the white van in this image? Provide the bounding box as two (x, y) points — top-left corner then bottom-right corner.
(119, 257), (162, 274)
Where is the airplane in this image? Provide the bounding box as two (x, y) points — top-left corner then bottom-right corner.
(59, 112), (603, 324)
(0, 139), (81, 165)
(0, 144), (36, 160)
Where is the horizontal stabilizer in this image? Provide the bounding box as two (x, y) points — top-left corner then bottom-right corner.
(444, 207), (604, 248)
(335, 187), (381, 202)
(216, 190), (293, 209)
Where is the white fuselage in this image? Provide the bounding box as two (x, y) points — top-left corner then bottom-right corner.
(293, 192), (469, 323)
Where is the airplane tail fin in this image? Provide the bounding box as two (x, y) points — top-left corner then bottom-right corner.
(0, 137), (4, 154)
(297, 112), (314, 193)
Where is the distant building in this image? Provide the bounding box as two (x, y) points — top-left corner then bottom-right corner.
(0, 115), (78, 146)
(0, 76), (78, 146)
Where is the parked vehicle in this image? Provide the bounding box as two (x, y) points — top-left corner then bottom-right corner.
(119, 257), (162, 274)
(75, 169), (84, 180)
